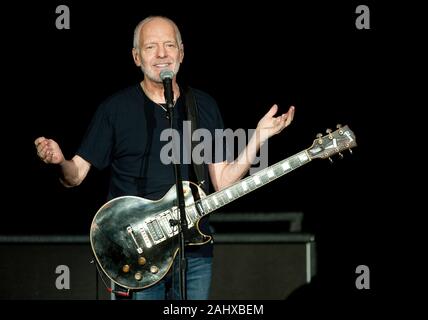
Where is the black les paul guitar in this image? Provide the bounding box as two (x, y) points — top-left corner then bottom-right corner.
(90, 125), (356, 289)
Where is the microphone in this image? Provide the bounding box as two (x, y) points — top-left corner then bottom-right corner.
(160, 69), (174, 108)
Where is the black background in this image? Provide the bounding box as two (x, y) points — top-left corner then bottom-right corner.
(1, 0), (419, 307)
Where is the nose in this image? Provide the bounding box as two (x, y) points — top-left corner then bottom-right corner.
(157, 45), (167, 58)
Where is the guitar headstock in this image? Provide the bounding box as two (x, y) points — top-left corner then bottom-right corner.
(307, 124), (357, 161)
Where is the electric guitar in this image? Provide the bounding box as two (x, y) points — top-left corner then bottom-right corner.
(90, 125), (356, 289)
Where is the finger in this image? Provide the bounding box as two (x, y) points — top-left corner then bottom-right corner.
(34, 137), (46, 147)
(36, 140), (49, 154)
(265, 104), (278, 118)
(43, 149), (54, 162)
(40, 146), (54, 160)
(38, 144), (49, 157)
(285, 106), (295, 126)
(288, 106), (295, 120)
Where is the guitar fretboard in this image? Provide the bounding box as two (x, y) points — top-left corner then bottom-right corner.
(191, 150), (311, 218)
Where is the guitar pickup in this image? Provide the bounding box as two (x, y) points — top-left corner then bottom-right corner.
(146, 219), (166, 243)
(159, 212), (175, 236)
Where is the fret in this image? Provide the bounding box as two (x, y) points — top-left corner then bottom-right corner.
(207, 198), (216, 210)
(259, 173), (269, 184)
(273, 165), (283, 176)
(241, 184), (248, 195)
(221, 193), (228, 205)
(188, 206), (199, 221)
(289, 157), (301, 169)
(229, 188), (238, 200)
(253, 174), (261, 185)
(266, 169), (275, 179)
(281, 161), (291, 172)
(204, 199), (211, 211)
(232, 186), (242, 197)
(241, 180), (249, 191)
(247, 179), (256, 190)
(225, 189), (233, 200)
(218, 193), (228, 205)
(212, 195), (220, 207)
(215, 193), (226, 206)
(297, 151), (309, 163)
(202, 201), (210, 213)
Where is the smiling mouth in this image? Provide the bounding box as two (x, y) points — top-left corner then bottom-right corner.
(154, 63), (171, 68)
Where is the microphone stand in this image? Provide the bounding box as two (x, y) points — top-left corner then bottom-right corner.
(164, 77), (188, 300)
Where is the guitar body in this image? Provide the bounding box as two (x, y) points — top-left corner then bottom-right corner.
(90, 181), (209, 290)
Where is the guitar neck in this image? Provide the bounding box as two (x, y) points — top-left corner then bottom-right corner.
(197, 149), (312, 216)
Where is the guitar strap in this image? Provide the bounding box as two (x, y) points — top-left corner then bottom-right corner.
(184, 87), (208, 193)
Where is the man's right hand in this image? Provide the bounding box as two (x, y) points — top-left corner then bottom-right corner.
(34, 137), (65, 165)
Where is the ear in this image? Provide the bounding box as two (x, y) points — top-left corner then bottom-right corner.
(179, 44), (184, 63)
(132, 48), (141, 66)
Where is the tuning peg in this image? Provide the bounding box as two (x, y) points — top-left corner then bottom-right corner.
(326, 128), (332, 134)
(328, 157), (333, 164)
(316, 133), (323, 144)
(336, 124), (344, 135)
(326, 128), (333, 139)
(349, 149), (353, 155)
(338, 152), (344, 159)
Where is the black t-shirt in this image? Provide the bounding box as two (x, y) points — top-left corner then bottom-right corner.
(77, 84), (226, 257)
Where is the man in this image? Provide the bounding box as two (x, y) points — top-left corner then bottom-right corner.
(35, 16), (295, 299)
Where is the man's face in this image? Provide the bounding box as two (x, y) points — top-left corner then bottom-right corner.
(134, 18), (183, 82)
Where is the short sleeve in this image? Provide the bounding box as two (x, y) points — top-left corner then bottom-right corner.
(76, 102), (115, 170)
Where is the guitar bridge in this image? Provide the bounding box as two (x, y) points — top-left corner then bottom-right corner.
(126, 226), (143, 254)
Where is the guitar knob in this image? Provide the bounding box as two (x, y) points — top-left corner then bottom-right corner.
(138, 257), (147, 265)
(150, 265), (159, 274)
(122, 265), (130, 273)
(134, 272), (143, 281)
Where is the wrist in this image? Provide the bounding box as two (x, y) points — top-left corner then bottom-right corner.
(255, 128), (269, 146)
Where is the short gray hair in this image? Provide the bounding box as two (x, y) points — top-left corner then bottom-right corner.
(133, 16), (183, 49)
